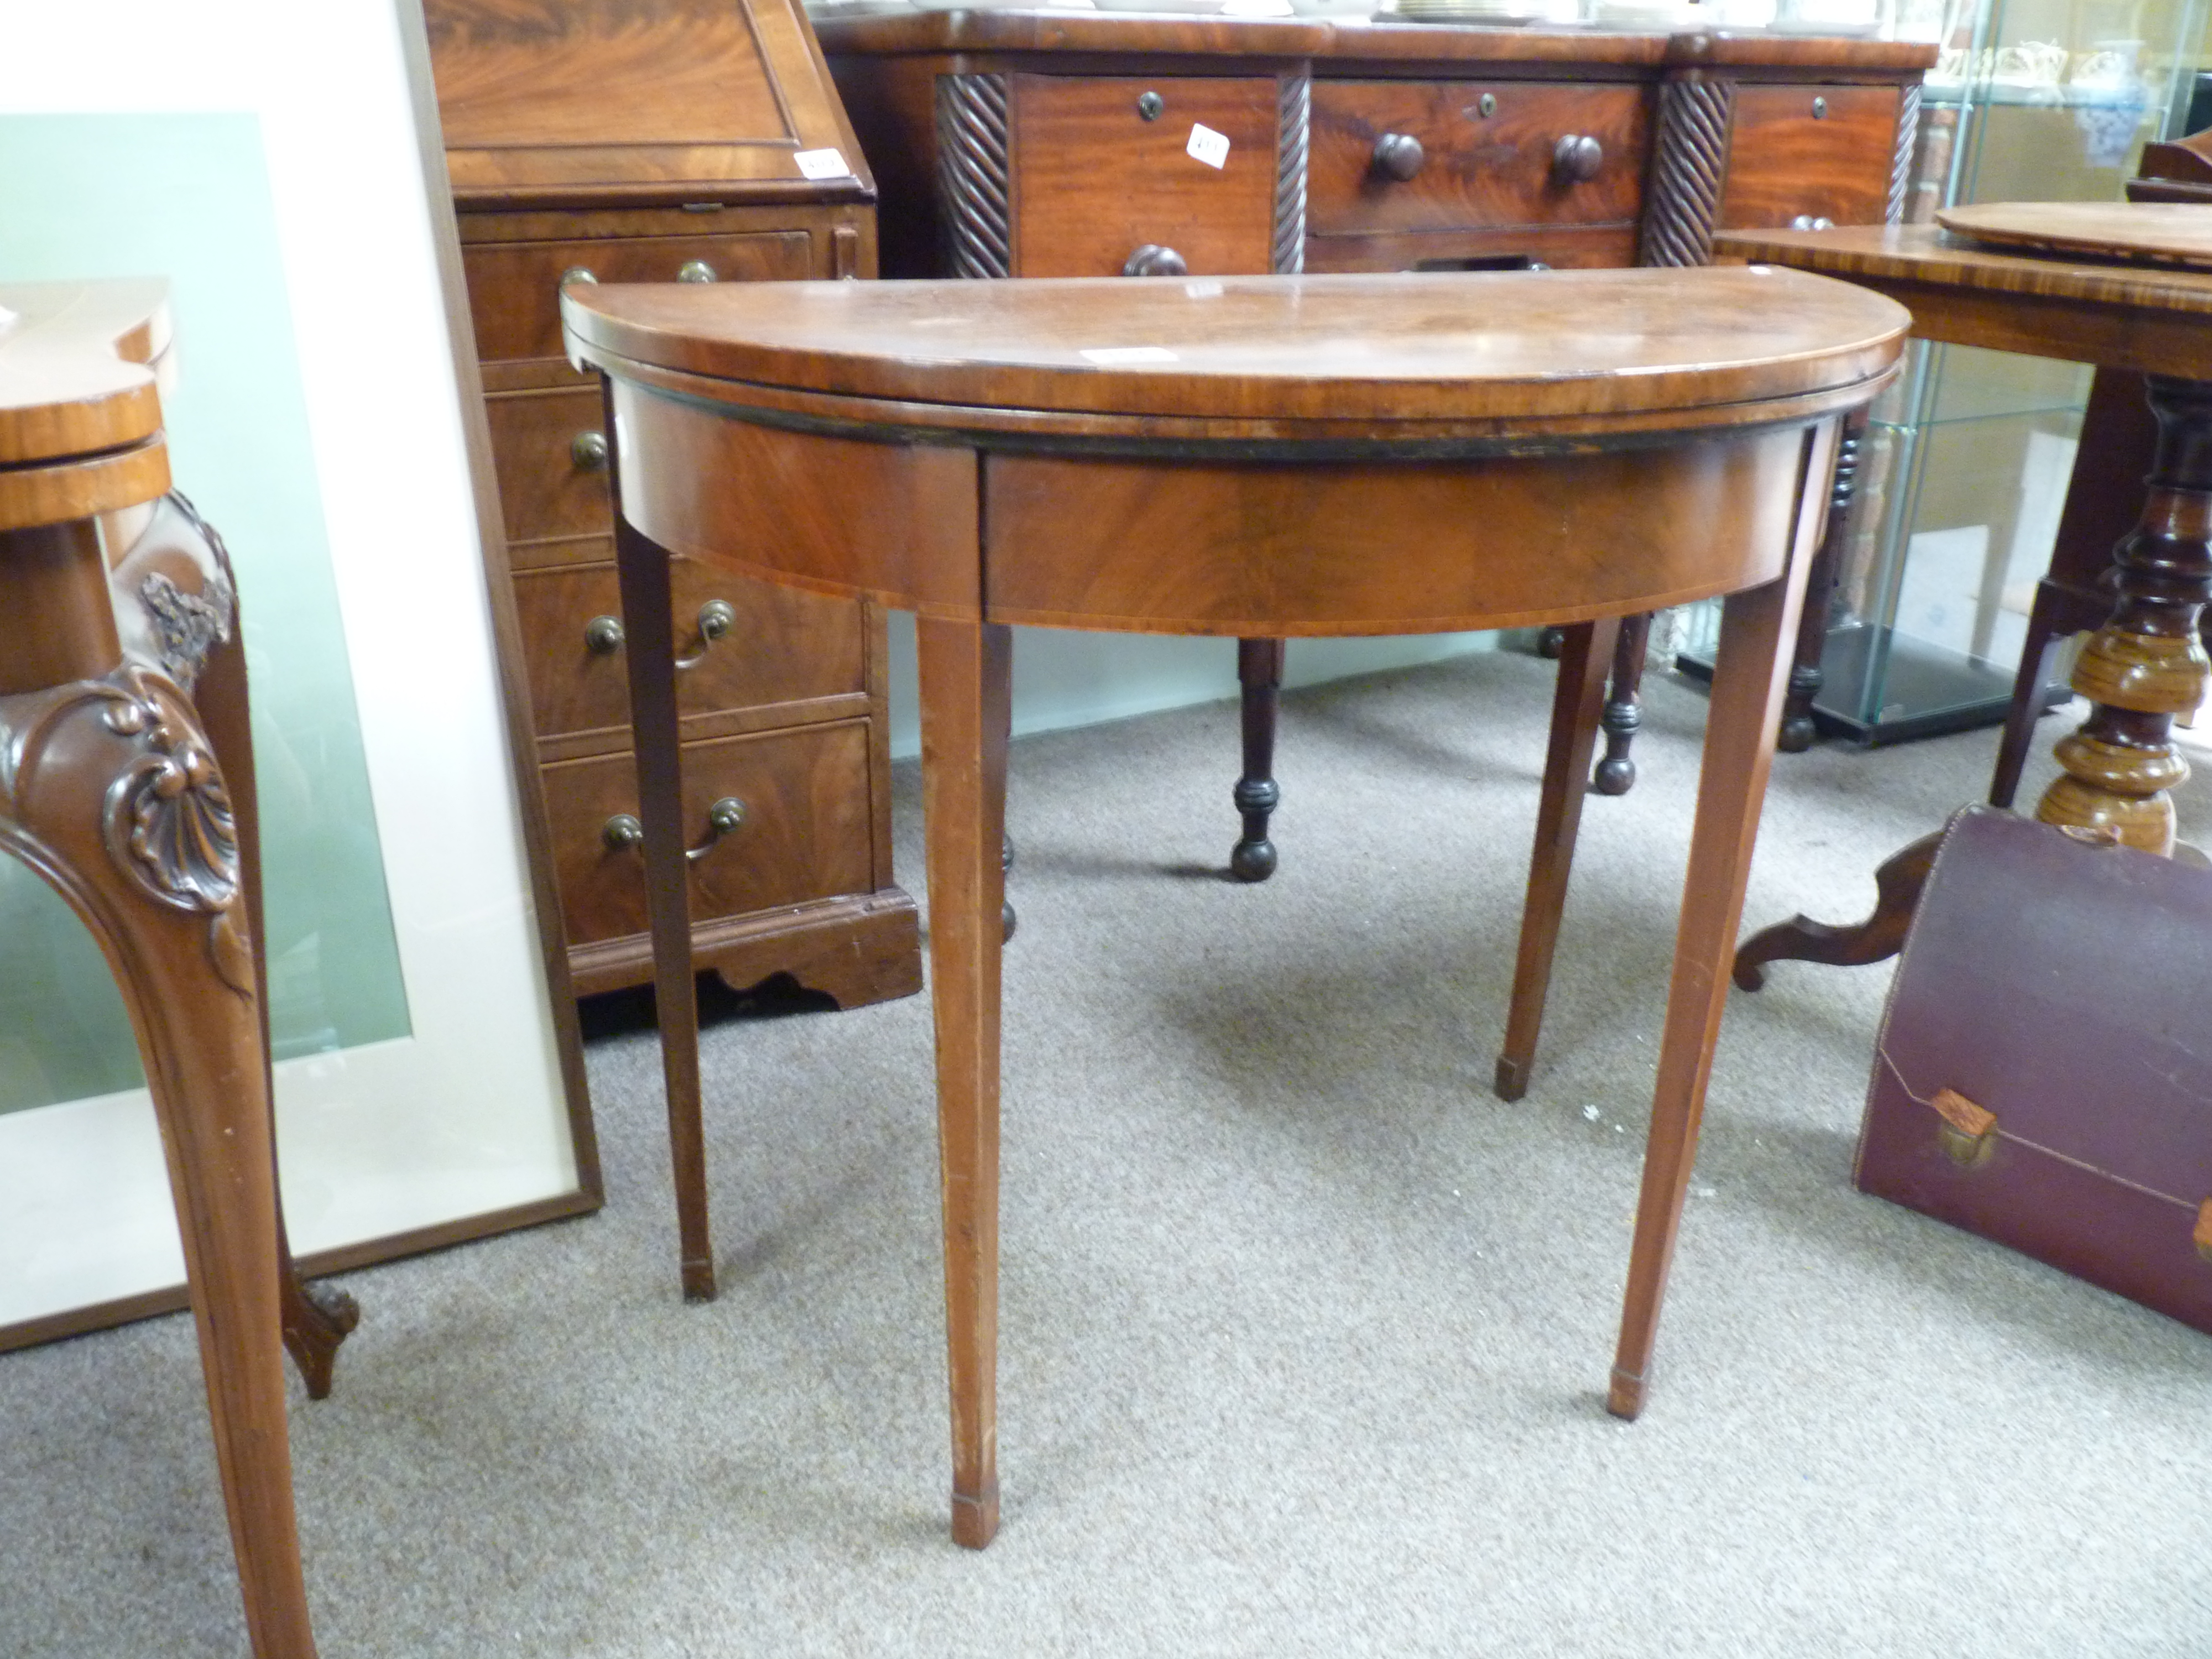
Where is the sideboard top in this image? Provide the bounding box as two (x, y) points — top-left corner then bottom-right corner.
(812, 10), (1936, 72)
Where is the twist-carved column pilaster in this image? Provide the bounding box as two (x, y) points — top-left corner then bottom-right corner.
(1272, 71), (1310, 275)
(937, 73), (1013, 280)
(1639, 74), (1736, 269)
(2035, 375), (2212, 852)
(1888, 81), (1923, 226)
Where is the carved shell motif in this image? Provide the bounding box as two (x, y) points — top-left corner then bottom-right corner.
(100, 666), (240, 915)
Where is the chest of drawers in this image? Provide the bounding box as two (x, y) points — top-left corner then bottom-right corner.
(425, 0), (921, 1006)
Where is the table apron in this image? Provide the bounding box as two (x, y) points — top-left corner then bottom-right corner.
(613, 377), (1823, 633)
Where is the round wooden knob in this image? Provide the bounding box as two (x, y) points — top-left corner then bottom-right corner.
(1121, 244), (1188, 278)
(1552, 134), (1603, 184)
(1372, 132), (1425, 182)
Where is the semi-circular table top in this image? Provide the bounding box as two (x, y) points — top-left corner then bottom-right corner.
(563, 268), (1908, 447)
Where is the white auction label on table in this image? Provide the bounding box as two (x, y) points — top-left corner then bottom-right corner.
(794, 148), (849, 180)
(1186, 124), (1230, 169)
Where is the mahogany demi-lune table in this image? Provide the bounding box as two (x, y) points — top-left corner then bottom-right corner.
(1712, 219), (2212, 984)
(0, 283), (327, 1654)
(562, 267), (1907, 1547)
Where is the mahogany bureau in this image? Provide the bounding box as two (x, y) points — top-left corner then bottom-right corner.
(423, 0), (921, 1006)
(823, 13), (1933, 842)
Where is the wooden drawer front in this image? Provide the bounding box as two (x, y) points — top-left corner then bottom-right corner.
(544, 723), (877, 946)
(464, 231), (816, 363)
(1308, 81), (1647, 237)
(488, 386), (612, 544)
(1009, 75), (1280, 276)
(514, 561), (867, 740)
(1717, 84), (1899, 231)
(1302, 223), (1637, 274)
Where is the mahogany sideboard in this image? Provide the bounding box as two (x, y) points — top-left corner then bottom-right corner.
(822, 12), (1933, 847)
(422, 0), (922, 1006)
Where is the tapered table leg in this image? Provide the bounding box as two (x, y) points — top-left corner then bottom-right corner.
(916, 615), (1012, 1550)
(1497, 615), (1620, 1101)
(1611, 422), (1829, 1419)
(1231, 637), (1285, 881)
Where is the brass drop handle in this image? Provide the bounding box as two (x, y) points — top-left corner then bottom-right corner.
(674, 598), (738, 669)
(1121, 244), (1188, 278)
(601, 796), (747, 861)
(583, 614), (625, 654)
(1372, 133), (1426, 182)
(677, 259), (718, 283)
(572, 429), (609, 471)
(1552, 134), (1603, 184)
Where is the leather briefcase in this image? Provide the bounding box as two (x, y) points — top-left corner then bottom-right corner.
(1856, 804), (2212, 1335)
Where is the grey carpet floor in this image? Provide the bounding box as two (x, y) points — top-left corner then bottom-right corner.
(5, 647), (2210, 1657)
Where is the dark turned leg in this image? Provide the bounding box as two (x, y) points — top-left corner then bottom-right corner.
(2033, 373), (2212, 853)
(1230, 637), (1285, 882)
(1497, 615), (1620, 1100)
(1592, 612), (1649, 796)
(1535, 626), (1566, 660)
(1777, 412), (1864, 754)
(1987, 583), (2074, 811)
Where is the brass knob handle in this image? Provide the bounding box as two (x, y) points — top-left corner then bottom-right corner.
(572, 429), (609, 470)
(602, 813), (643, 851)
(1372, 133), (1425, 182)
(675, 598), (739, 669)
(1788, 214), (1837, 232)
(1812, 96), (1828, 118)
(1552, 134), (1603, 184)
(677, 259), (717, 283)
(1136, 89), (1165, 121)
(584, 614), (625, 654)
(1121, 244), (1188, 278)
(559, 265), (598, 288)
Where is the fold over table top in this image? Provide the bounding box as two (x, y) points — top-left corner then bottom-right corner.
(563, 267), (1908, 447)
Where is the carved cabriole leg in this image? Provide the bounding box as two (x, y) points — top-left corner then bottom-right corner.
(1, 658), (316, 1657)
(1496, 614), (1621, 1101)
(915, 615), (1011, 1551)
(1230, 637), (1285, 881)
(2033, 374), (2212, 854)
(1777, 410), (1866, 753)
(1611, 419), (1831, 1421)
(1591, 612), (1648, 795)
(124, 494), (359, 1396)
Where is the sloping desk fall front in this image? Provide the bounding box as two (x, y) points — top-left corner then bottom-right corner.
(563, 268), (1906, 1545)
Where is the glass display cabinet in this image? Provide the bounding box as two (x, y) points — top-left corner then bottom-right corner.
(1682, 0), (2210, 743)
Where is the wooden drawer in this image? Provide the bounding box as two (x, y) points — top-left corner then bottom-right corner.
(542, 722), (878, 946)
(1308, 81), (1648, 237)
(1302, 223), (1637, 273)
(1009, 74), (1281, 276)
(1717, 84), (1899, 231)
(464, 230), (817, 363)
(514, 560), (867, 740)
(488, 385), (611, 544)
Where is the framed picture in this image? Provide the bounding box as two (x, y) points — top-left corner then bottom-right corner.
(0, 0), (598, 1341)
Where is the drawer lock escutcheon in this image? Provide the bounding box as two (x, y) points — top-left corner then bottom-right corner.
(1371, 133), (1426, 182)
(601, 796), (747, 860)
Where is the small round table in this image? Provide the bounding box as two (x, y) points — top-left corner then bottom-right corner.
(564, 267), (1907, 1547)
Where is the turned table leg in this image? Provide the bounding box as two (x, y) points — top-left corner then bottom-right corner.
(1776, 410), (1864, 754)
(1592, 612), (1650, 796)
(2032, 374), (2212, 853)
(1231, 637), (1285, 881)
(916, 615), (1011, 1551)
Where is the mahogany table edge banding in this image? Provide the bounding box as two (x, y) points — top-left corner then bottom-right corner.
(568, 268), (1906, 1548)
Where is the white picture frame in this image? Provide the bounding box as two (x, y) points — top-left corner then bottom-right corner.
(0, 0), (598, 1338)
